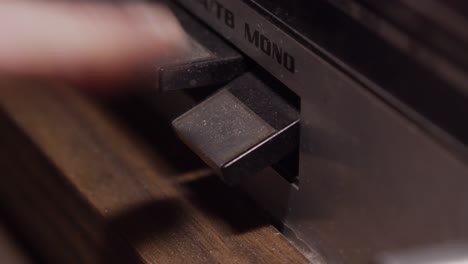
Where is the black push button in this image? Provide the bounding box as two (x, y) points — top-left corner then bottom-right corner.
(172, 73), (300, 185)
(156, 4), (247, 92)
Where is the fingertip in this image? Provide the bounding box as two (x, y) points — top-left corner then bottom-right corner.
(125, 3), (192, 63)
(0, 1), (191, 92)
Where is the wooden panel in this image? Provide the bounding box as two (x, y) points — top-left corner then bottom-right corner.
(0, 221), (33, 264)
(0, 81), (308, 264)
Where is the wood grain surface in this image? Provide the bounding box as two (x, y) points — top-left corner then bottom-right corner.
(0, 81), (308, 264)
(0, 220), (33, 264)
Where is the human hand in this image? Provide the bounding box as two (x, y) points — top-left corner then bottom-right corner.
(0, 1), (189, 93)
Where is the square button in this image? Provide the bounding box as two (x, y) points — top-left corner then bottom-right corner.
(173, 89), (276, 172)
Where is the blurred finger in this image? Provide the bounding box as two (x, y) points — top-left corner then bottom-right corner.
(0, 1), (189, 90)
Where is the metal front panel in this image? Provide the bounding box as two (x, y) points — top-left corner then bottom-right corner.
(176, 0), (326, 96)
(176, 1), (468, 263)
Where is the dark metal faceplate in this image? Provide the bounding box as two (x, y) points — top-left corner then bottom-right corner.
(174, 1), (468, 263)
